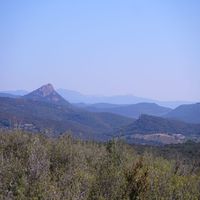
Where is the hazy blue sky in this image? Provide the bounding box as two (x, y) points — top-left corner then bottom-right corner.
(0, 0), (200, 101)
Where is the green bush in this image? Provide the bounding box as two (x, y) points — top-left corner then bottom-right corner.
(0, 131), (200, 200)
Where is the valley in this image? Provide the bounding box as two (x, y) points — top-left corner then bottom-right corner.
(0, 84), (199, 145)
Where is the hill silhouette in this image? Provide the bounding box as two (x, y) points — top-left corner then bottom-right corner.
(81, 102), (171, 118)
(165, 103), (200, 124)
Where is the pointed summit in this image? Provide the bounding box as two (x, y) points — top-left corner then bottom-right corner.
(34, 83), (55, 97)
(24, 83), (70, 105)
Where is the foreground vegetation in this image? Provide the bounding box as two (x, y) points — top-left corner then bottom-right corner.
(0, 131), (200, 200)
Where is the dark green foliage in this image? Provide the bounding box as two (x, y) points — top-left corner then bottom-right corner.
(124, 158), (149, 200)
(0, 131), (200, 199)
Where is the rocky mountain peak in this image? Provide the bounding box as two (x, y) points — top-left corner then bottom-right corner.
(23, 83), (70, 105)
(37, 83), (55, 97)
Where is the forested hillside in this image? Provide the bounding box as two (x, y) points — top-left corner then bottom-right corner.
(1, 131), (200, 200)
(0, 97), (133, 140)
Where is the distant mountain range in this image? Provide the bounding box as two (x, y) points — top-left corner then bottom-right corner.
(57, 88), (193, 108)
(165, 103), (200, 124)
(0, 88), (194, 108)
(0, 93), (19, 98)
(76, 102), (172, 119)
(0, 90), (28, 98)
(75, 102), (200, 125)
(0, 90), (28, 96)
(0, 84), (199, 144)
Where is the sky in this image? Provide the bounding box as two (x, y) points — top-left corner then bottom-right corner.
(0, 0), (200, 101)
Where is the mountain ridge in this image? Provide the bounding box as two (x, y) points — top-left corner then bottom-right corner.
(0, 88), (194, 108)
(57, 88), (194, 108)
(79, 102), (172, 119)
(165, 103), (200, 124)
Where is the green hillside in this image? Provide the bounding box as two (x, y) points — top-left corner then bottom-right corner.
(0, 97), (133, 140)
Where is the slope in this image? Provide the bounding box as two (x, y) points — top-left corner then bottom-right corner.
(165, 103), (200, 124)
(82, 103), (172, 118)
(0, 97), (133, 140)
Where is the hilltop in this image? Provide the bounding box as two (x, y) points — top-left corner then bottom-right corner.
(23, 83), (70, 106)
